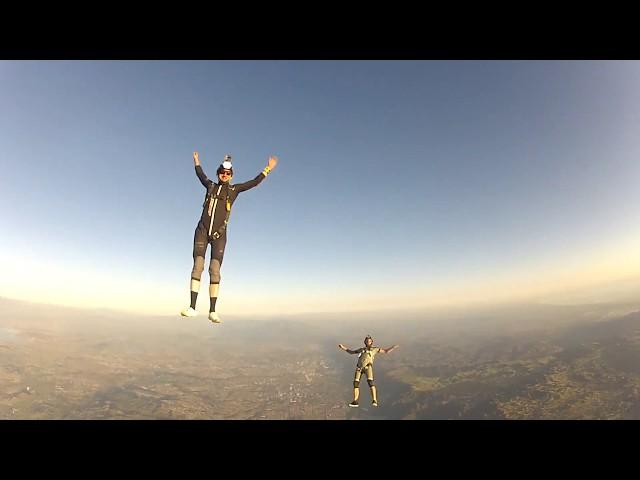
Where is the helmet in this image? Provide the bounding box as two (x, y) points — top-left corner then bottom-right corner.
(217, 154), (233, 177)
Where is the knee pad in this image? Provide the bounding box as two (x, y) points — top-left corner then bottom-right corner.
(191, 256), (205, 279)
(367, 379), (375, 387)
(353, 381), (360, 388)
(209, 259), (221, 283)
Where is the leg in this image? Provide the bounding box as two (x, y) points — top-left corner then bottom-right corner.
(182, 227), (208, 315)
(208, 236), (226, 312)
(190, 257), (205, 308)
(351, 367), (363, 406)
(365, 366), (378, 405)
(207, 236), (226, 323)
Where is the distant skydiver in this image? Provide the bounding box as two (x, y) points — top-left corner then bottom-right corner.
(180, 151), (278, 324)
(338, 335), (399, 407)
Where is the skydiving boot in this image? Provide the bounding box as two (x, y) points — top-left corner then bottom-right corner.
(182, 280), (200, 318)
(181, 307), (198, 317)
(349, 387), (360, 407)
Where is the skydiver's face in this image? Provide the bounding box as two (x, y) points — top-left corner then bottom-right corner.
(218, 170), (232, 183)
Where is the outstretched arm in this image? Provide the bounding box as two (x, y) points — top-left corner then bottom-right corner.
(338, 344), (361, 355)
(193, 151), (211, 187)
(381, 345), (399, 354)
(234, 155), (279, 193)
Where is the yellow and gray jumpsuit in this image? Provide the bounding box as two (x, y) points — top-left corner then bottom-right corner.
(190, 165), (267, 284)
(349, 347), (381, 387)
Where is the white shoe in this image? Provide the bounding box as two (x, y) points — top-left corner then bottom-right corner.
(180, 307), (198, 317)
(208, 311), (222, 324)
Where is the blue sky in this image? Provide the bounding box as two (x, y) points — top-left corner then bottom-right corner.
(2, 60), (640, 315)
